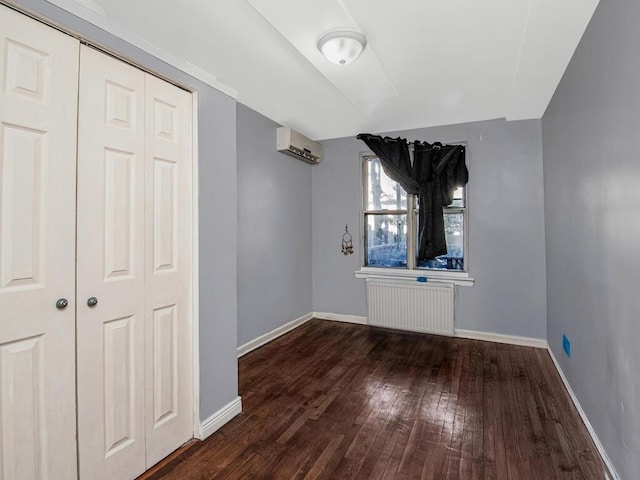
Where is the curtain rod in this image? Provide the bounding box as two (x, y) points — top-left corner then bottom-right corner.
(356, 134), (468, 148)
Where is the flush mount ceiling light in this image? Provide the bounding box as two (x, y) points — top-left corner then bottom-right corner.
(317, 30), (367, 66)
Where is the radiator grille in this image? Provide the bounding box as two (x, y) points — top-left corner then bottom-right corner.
(366, 280), (454, 335)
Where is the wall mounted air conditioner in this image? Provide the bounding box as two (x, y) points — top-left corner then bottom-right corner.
(276, 127), (322, 164)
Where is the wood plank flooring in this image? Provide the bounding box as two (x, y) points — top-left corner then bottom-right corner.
(140, 319), (605, 479)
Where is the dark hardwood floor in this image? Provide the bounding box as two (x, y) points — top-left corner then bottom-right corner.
(141, 319), (605, 479)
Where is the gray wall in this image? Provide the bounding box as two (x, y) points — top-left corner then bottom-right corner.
(313, 119), (547, 340)
(7, 0), (239, 421)
(542, 0), (640, 477)
(236, 105), (312, 347)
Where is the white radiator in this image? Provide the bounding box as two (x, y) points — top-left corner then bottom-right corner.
(366, 280), (454, 335)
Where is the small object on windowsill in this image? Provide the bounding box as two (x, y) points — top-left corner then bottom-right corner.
(341, 224), (354, 255)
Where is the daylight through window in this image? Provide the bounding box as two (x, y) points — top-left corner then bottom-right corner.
(363, 155), (466, 271)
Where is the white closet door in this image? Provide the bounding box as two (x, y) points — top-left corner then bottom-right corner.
(144, 74), (193, 467)
(0, 6), (79, 480)
(76, 46), (147, 480)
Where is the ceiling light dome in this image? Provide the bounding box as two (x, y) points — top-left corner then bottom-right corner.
(317, 30), (367, 66)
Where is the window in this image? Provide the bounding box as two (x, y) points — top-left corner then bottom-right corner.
(363, 155), (467, 272)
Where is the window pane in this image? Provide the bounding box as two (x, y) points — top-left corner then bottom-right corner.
(365, 214), (407, 268)
(449, 186), (464, 207)
(417, 212), (464, 271)
(366, 157), (407, 210)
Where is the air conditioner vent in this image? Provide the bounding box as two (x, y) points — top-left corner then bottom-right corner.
(276, 127), (322, 164)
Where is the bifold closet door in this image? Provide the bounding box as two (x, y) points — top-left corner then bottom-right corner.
(76, 46), (147, 480)
(0, 6), (79, 480)
(144, 74), (193, 467)
(76, 45), (193, 478)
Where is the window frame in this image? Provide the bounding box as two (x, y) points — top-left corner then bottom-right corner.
(357, 150), (474, 286)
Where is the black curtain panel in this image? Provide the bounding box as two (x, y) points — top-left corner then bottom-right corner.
(355, 135), (419, 195)
(357, 134), (468, 261)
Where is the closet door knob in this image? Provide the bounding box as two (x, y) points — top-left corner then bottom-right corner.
(56, 298), (68, 310)
(87, 297), (98, 307)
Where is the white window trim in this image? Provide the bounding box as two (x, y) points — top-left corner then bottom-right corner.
(358, 147), (474, 287)
(354, 267), (474, 286)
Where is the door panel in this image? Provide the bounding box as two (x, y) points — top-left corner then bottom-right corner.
(152, 304), (178, 427)
(0, 5), (79, 480)
(104, 148), (137, 280)
(103, 315), (136, 456)
(144, 74), (193, 467)
(0, 336), (45, 480)
(76, 45), (146, 480)
(1, 124), (46, 290)
(153, 158), (178, 273)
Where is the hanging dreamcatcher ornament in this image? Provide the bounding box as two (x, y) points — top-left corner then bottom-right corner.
(341, 224), (354, 255)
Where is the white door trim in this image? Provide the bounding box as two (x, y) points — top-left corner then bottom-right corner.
(190, 91), (202, 439)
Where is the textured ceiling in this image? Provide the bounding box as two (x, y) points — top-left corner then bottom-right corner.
(46, 0), (600, 140)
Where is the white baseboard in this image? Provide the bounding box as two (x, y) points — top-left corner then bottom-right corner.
(313, 312), (368, 325)
(547, 348), (620, 480)
(312, 315), (546, 349)
(455, 328), (547, 349)
(237, 312), (313, 358)
(199, 396), (242, 440)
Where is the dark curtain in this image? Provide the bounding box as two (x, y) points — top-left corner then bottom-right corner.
(357, 134), (468, 261)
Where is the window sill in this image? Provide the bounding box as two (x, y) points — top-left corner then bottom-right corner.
(354, 267), (475, 286)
